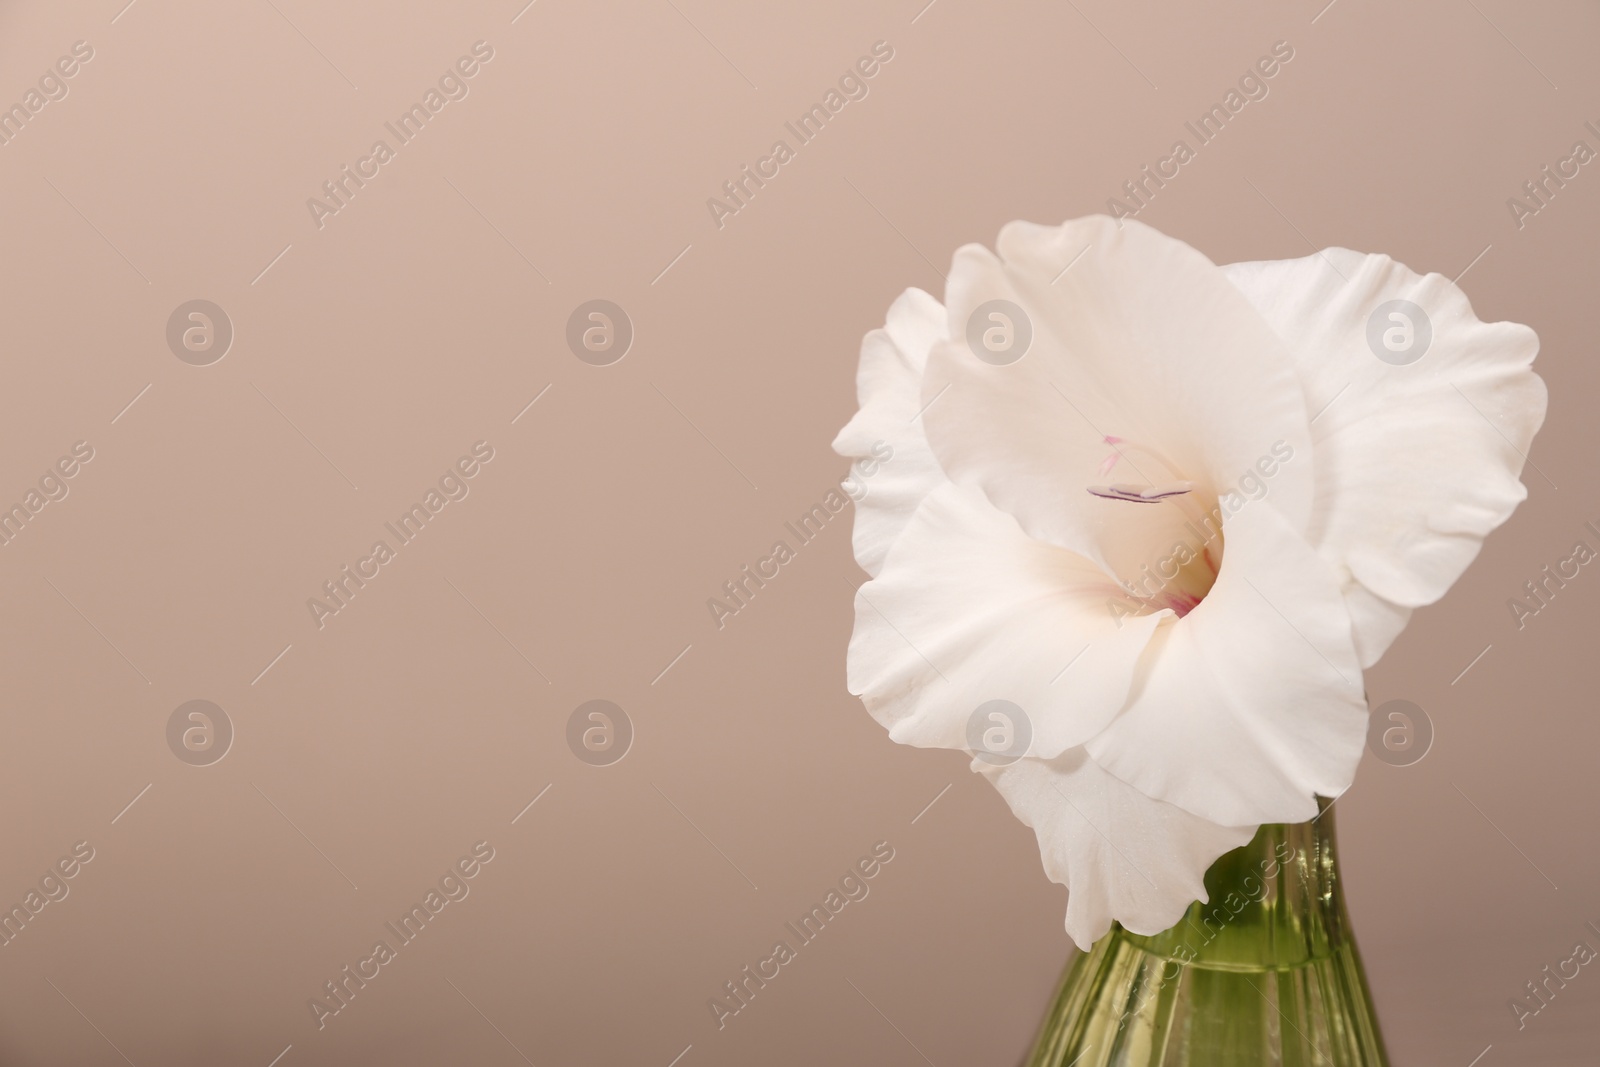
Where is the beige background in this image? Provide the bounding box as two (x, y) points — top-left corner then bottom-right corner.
(0, 0), (1596, 1063)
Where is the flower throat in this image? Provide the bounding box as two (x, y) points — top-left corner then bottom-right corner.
(1087, 436), (1223, 616)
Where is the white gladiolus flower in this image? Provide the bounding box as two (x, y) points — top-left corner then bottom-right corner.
(834, 216), (1546, 948)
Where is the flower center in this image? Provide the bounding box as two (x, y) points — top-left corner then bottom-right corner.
(1087, 436), (1221, 617)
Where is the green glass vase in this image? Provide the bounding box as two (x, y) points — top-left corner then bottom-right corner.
(1024, 800), (1389, 1066)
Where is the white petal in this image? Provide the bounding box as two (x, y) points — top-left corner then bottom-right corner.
(1084, 503), (1368, 826)
(847, 482), (1165, 759)
(831, 288), (950, 576)
(921, 216), (1316, 571)
(979, 750), (1255, 949)
(1343, 583), (1413, 668)
(1223, 250), (1546, 665)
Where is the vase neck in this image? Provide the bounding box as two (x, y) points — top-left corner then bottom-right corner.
(1124, 798), (1350, 969)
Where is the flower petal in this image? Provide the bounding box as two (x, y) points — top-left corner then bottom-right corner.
(979, 749), (1255, 949)
(1084, 503), (1368, 826)
(1342, 583), (1413, 669)
(847, 482), (1165, 759)
(1222, 249), (1546, 665)
(831, 288), (950, 577)
(921, 216), (1316, 572)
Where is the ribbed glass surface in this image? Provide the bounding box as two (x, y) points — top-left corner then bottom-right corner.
(1025, 801), (1389, 1066)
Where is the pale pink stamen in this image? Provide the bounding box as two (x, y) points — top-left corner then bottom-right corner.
(1087, 481), (1195, 504)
